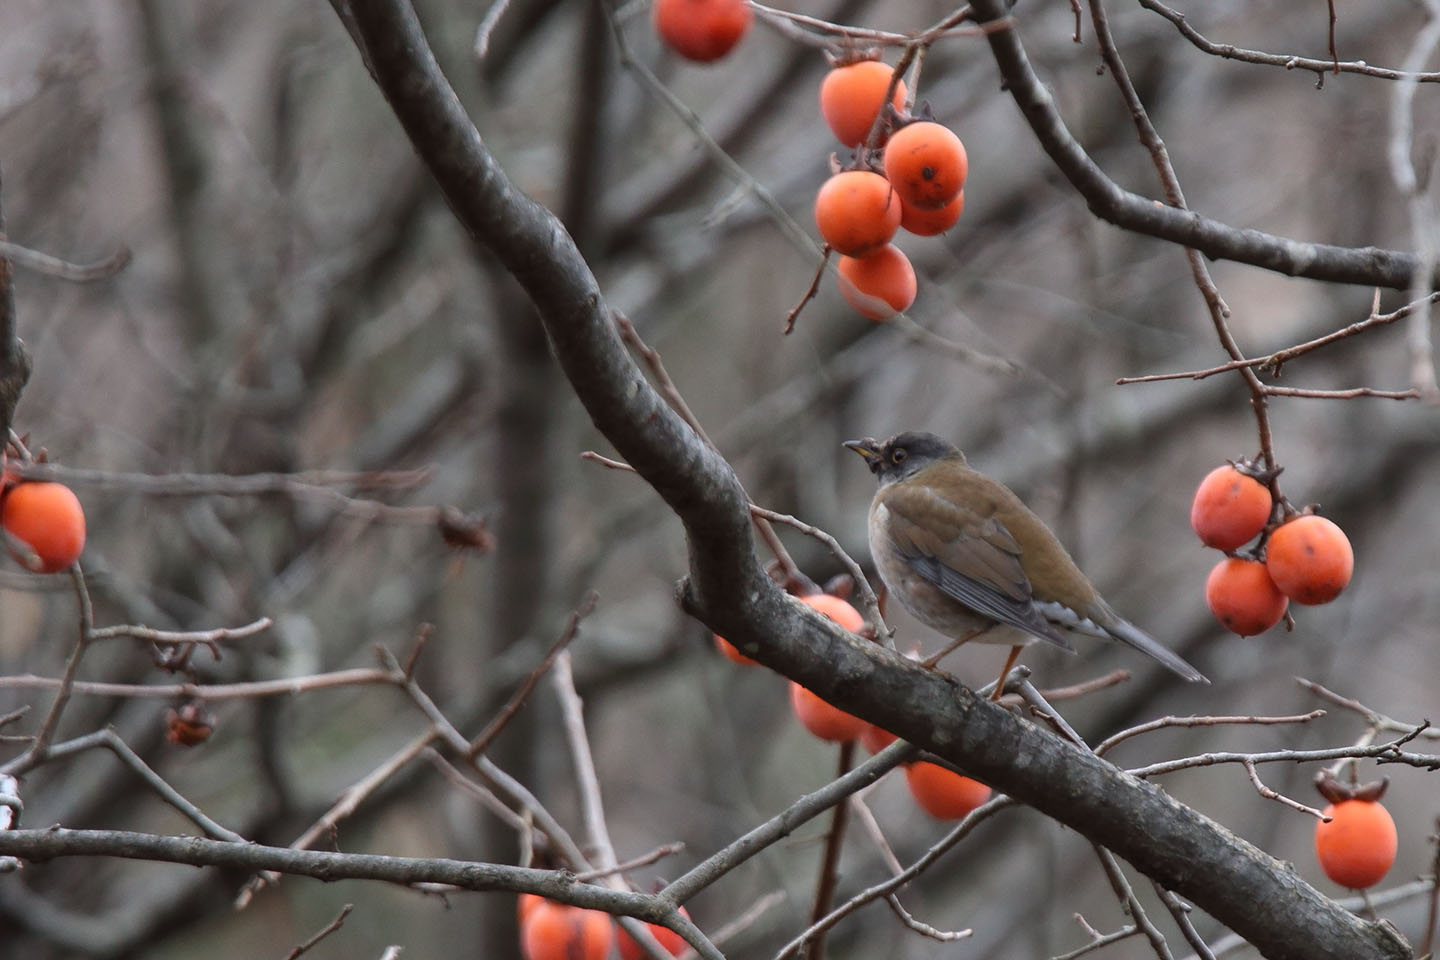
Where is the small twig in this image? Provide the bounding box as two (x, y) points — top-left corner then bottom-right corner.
(883, 896), (972, 943)
(803, 741), (857, 960)
(236, 728), (439, 908)
(472, 0), (514, 58)
(784, 247), (831, 335)
(1051, 923), (1140, 960)
(285, 903), (354, 960)
(424, 750), (531, 835)
(574, 842), (686, 882)
(0, 667), (394, 700)
(774, 796), (1012, 960)
(1421, 817), (1440, 959)
(21, 565), (96, 764)
(1091, 844), (1173, 960)
(0, 240), (130, 282)
(1094, 710), (1326, 757)
(468, 591), (598, 758)
(88, 616), (273, 647)
(1153, 885), (1216, 960)
(1296, 677), (1440, 739)
(1243, 759), (1329, 819)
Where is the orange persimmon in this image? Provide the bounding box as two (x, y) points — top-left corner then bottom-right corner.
(1265, 515), (1353, 605)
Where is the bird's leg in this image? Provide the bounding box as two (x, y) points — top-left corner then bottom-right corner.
(990, 644), (1024, 701)
(920, 627), (992, 668)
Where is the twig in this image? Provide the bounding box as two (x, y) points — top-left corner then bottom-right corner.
(1094, 710), (1326, 757)
(472, 0), (513, 58)
(20, 565), (96, 765)
(662, 739), (918, 906)
(1243, 759), (1329, 819)
(774, 796), (1012, 959)
(0, 240), (130, 282)
(1050, 923), (1140, 960)
(802, 741), (856, 960)
(236, 728), (439, 908)
(1153, 885), (1216, 960)
(285, 903), (354, 959)
(1421, 817), (1440, 959)
(574, 842), (686, 882)
(1091, 844), (1173, 960)
(0, 668), (394, 700)
(468, 591), (598, 758)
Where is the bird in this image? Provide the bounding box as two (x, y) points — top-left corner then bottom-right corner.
(845, 432), (1207, 696)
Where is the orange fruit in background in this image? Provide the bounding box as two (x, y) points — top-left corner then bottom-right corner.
(904, 762), (991, 819)
(652, 0), (751, 62)
(2, 481), (86, 573)
(859, 723), (898, 754)
(799, 591), (865, 632)
(1265, 515), (1353, 605)
(900, 191), (964, 237)
(617, 906), (691, 960)
(836, 244), (916, 321)
(814, 171), (901, 257)
(883, 121), (968, 210)
(789, 592), (869, 742)
(1315, 799), (1397, 889)
(1191, 465), (1272, 551)
(789, 681), (868, 742)
(1204, 557), (1287, 636)
(820, 60), (907, 147)
(520, 899), (615, 960)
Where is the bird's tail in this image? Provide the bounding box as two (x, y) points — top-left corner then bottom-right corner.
(1097, 607), (1209, 683)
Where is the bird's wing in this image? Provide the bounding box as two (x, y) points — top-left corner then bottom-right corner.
(880, 485), (1074, 651)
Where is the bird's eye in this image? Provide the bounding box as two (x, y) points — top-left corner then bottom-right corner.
(890, 448), (907, 464)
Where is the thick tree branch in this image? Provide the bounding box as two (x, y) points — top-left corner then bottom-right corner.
(336, 3), (1411, 959)
(969, 0), (1431, 291)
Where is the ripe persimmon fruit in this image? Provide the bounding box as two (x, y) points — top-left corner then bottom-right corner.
(789, 593), (869, 742)
(883, 121), (968, 210)
(1204, 557), (1287, 636)
(904, 762), (991, 820)
(1265, 515), (1353, 605)
(713, 634), (757, 665)
(814, 171), (901, 257)
(836, 244), (916, 321)
(1315, 799), (1397, 889)
(789, 682), (868, 742)
(900, 191), (964, 237)
(521, 899), (615, 960)
(616, 906), (691, 960)
(652, 0), (751, 62)
(1191, 464), (1272, 551)
(820, 60), (907, 148)
(2, 481), (86, 573)
(859, 723), (898, 754)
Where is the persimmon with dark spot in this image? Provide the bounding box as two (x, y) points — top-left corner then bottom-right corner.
(814, 171), (901, 257)
(883, 121), (968, 210)
(1266, 514), (1353, 605)
(1191, 464), (1272, 551)
(1205, 557), (1287, 636)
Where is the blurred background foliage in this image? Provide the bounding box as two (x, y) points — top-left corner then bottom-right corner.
(1, 0), (1437, 956)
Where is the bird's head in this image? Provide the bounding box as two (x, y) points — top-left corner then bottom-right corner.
(844, 432), (966, 486)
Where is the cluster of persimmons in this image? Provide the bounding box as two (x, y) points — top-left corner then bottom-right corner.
(519, 892), (692, 960)
(1191, 462), (1354, 636)
(652, 0), (966, 322)
(716, 591), (992, 822)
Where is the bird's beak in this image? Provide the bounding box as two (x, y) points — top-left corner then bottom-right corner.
(843, 438), (881, 466)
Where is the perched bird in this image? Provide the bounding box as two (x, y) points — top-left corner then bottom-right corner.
(845, 432), (1207, 695)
